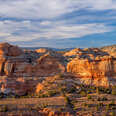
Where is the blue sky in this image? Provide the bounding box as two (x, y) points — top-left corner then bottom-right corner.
(0, 0), (116, 48)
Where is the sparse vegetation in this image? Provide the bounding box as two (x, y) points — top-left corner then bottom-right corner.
(87, 95), (92, 100)
(112, 86), (116, 95)
(80, 91), (87, 97)
(0, 105), (8, 112)
(97, 96), (108, 101)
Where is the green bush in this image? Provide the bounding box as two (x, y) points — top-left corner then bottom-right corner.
(109, 111), (115, 116)
(112, 86), (116, 95)
(97, 97), (108, 101)
(0, 105), (8, 112)
(38, 90), (58, 98)
(106, 104), (110, 111)
(87, 95), (92, 100)
(96, 88), (101, 94)
(80, 91), (87, 97)
(47, 90), (57, 97)
(68, 87), (76, 93)
(64, 96), (70, 104)
(110, 100), (115, 106)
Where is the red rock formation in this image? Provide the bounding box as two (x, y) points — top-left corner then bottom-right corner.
(0, 43), (66, 95)
(67, 48), (116, 87)
(1, 42), (116, 95)
(0, 42), (23, 56)
(0, 43), (65, 77)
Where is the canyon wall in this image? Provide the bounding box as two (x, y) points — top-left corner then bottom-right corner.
(0, 43), (65, 95)
(66, 48), (116, 86)
(0, 43), (116, 95)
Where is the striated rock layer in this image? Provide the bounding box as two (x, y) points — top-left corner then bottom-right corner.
(67, 48), (116, 87)
(0, 43), (65, 95)
(0, 42), (116, 95)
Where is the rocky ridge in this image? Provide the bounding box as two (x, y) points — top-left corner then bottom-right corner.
(0, 43), (116, 96)
(66, 48), (116, 87)
(0, 43), (65, 96)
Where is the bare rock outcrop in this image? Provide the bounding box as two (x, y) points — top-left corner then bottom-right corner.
(0, 43), (66, 95)
(35, 48), (53, 54)
(0, 43), (65, 77)
(1, 42), (116, 95)
(67, 48), (116, 87)
(0, 42), (23, 56)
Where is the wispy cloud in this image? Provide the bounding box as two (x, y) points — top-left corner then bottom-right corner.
(0, 0), (116, 47)
(0, 20), (113, 43)
(0, 0), (116, 19)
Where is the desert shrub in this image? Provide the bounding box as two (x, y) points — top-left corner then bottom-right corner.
(96, 103), (104, 111)
(64, 96), (70, 104)
(102, 97), (108, 101)
(80, 91), (87, 97)
(104, 88), (111, 94)
(106, 104), (110, 111)
(64, 95), (74, 109)
(97, 97), (108, 101)
(38, 90), (58, 98)
(0, 93), (4, 99)
(0, 105), (8, 112)
(109, 111), (115, 116)
(96, 87), (111, 94)
(83, 103), (91, 108)
(96, 87), (101, 94)
(98, 102), (104, 107)
(87, 89), (92, 94)
(37, 94), (48, 98)
(83, 103), (87, 107)
(47, 90), (57, 97)
(109, 100), (115, 106)
(73, 106), (78, 111)
(59, 87), (67, 93)
(90, 86), (96, 90)
(41, 103), (49, 108)
(87, 95), (92, 100)
(68, 87), (76, 93)
(57, 73), (64, 79)
(106, 100), (116, 111)
(112, 86), (116, 95)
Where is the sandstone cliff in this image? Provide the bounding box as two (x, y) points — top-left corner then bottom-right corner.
(0, 43), (65, 95)
(0, 42), (116, 96)
(67, 48), (116, 87)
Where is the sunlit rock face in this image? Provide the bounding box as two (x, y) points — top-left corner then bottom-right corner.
(0, 42), (23, 56)
(0, 43), (65, 77)
(1, 42), (116, 96)
(0, 43), (66, 95)
(66, 48), (116, 87)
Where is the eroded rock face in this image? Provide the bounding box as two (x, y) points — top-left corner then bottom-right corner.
(0, 43), (65, 77)
(35, 48), (53, 55)
(0, 42), (23, 56)
(1, 42), (116, 96)
(0, 43), (66, 95)
(67, 48), (116, 87)
(0, 77), (43, 96)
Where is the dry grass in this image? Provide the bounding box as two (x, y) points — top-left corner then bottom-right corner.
(0, 97), (67, 115)
(0, 97), (65, 106)
(71, 93), (116, 116)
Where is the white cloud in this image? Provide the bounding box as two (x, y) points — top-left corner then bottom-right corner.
(0, 0), (115, 46)
(0, 0), (116, 19)
(40, 21), (52, 26)
(31, 23), (112, 39)
(0, 20), (113, 42)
